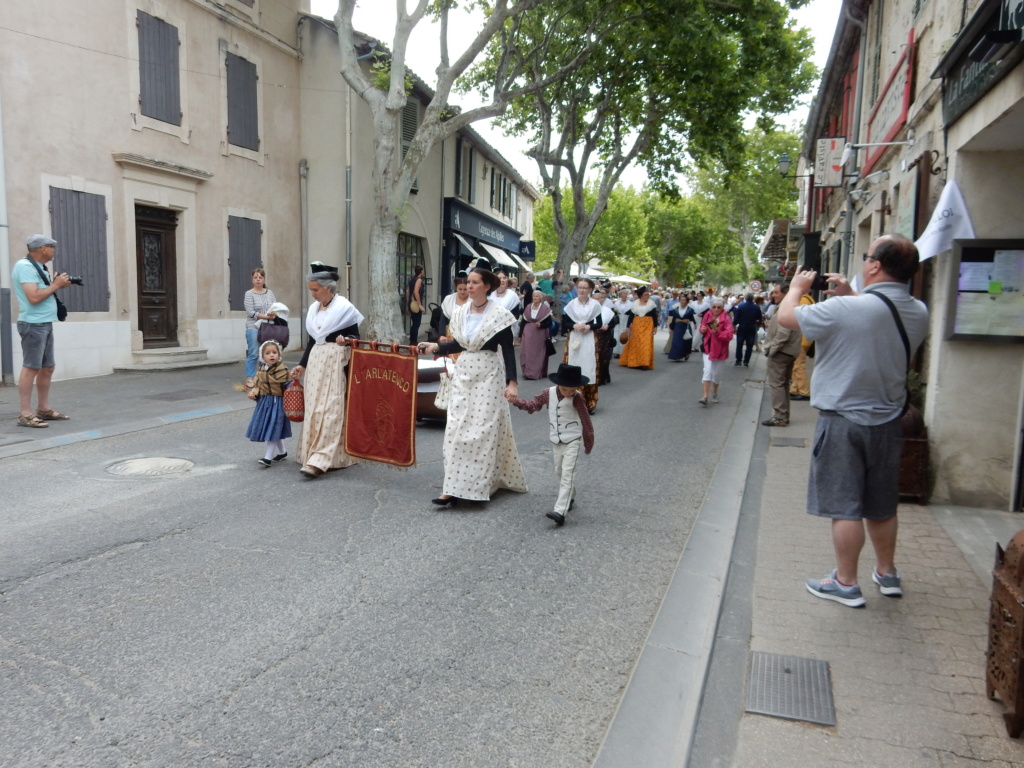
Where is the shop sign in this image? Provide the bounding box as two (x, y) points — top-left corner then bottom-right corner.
(815, 137), (846, 188)
(444, 198), (522, 251)
(893, 171), (918, 241)
(864, 30), (915, 175)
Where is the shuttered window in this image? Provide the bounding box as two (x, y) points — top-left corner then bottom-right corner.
(49, 187), (109, 313)
(138, 11), (181, 126)
(236, 0), (255, 5)
(455, 137), (463, 197)
(401, 97), (420, 192)
(228, 216), (262, 310)
(226, 52), (259, 151)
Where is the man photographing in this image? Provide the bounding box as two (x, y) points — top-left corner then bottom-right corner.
(778, 234), (928, 607)
(12, 234), (72, 428)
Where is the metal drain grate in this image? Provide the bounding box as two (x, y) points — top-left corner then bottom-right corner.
(770, 436), (807, 448)
(106, 457), (195, 476)
(746, 652), (835, 726)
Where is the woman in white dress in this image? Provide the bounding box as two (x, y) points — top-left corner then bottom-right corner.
(439, 275), (469, 339)
(561, 277), (604, 413)
(612, 288), (633, 359)
(289, 264), (364, 478)
(417, 267), (527, 507)
(492, 272), (522, 344)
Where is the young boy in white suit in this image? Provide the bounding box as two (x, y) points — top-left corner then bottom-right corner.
(508, 363), (595, 526)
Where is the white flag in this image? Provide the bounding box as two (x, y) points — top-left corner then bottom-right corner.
(914, 180), (975, 262)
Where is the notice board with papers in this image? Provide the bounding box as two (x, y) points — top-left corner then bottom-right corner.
(946, 239), (1024, 343)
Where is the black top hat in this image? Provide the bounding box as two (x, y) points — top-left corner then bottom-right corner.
(548, 363), (590, 387)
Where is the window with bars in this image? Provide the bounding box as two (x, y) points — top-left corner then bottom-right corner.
(226, 51), (259, 151)
(396, 233), (425, 327)
(228, 215), (262, 310)
(137, 10), (181, 126)
(48, 187), (109, 313)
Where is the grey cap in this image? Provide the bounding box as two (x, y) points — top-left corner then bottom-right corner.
(26, 234), (57, 251)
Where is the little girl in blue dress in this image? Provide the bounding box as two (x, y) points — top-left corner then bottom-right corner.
(246, 340), (292, 467)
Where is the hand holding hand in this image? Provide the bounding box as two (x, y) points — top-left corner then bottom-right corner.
(504, 382), (518, 401)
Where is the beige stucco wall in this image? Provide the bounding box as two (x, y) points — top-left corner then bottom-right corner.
(2, 0), (303, 378)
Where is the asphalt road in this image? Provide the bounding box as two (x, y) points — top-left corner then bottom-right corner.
(1, 339), (757, 767)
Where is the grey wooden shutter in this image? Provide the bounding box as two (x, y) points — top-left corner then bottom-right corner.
(137, 11), (181, 126)
(401, 97), (419, 191)
(468, 148), (476, 204)
(454, 137), (463, 197)
(226, 52), (259, 151)
(48, 187), (109, 313)
(228, 216), (262, 310)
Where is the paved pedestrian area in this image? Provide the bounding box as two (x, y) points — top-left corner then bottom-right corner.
(733, 404), (1024, 767)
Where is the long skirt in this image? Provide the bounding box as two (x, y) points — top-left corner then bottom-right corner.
(246, 394), (292, 442)
(443, 349), (528, 501)
(562, 338), (599, 411)
(667, 322), (693, 361)
(595, 329), (614, 385)
(619, 316), (656, 369)
(520, 319), (550, 380)
(298, 343), (358, 472)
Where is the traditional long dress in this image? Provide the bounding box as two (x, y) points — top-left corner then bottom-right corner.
(612, 298), (633, 357)
(618, 301), (659, 370)
(440, 292), (468, 361)
(493, 289), (521, 341)
(667, 304), (695, 361)
(520, 300), (553, 380)
(562, 296), (603, 411)
(297, 295), (364, 472)
(595, 301), (617, 385)
(436, 300), (528, 501)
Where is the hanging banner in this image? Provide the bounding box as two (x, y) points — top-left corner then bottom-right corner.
(344, 342), (419, 467)
(815, 137), (846, 188)
(915, 180), (976, 262)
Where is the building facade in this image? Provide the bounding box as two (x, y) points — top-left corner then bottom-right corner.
(1, 1), (537, 381)
(788, 0), (1024, 509)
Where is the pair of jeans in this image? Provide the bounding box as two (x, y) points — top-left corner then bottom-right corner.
(409, 311), (422, 346)
(245, 328), (259, 378)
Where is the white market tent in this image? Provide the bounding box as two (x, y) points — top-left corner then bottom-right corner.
(606, 274), (649, 285)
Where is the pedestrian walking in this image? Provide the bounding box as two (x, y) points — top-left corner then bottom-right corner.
(730, 292), (762, 366)
(698, 297), (734, 405)
(245, 340), (292, 466)
(244, 268), (277, 390)
(508, 363), (595, 527)
(778, 234), (928, 607)
(562, 277), (603, 413)
(417, 266), (527, 507)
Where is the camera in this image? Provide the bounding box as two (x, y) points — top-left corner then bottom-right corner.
(68, 276), (84, 286)
(810, 273), (831, 292)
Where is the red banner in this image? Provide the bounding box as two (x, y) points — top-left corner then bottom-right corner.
(344, 342), (419, 467)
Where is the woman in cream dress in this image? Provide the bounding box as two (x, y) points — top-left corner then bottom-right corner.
(418, 267), (527, 506)
(561, 277), (603, 413)
(290, 265), (364, 478)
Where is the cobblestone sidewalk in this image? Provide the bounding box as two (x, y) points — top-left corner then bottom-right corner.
(733, 404), (1024, 767)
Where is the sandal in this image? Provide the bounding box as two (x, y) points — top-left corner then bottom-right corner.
(17, 414), (49, 428)
(36, 408), (70, 420)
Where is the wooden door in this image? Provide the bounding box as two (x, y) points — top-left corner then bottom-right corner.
(135, 205), (178, 348)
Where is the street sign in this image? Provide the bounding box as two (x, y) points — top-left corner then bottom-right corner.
(750, 280), (763, 292)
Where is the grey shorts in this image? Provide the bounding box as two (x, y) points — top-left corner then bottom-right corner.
(18, 321), (55, 370)
(807, 411), (902, 521)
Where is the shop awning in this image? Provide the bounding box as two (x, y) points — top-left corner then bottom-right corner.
(453, 232), (486, 262)
(478, 241), (519, 270)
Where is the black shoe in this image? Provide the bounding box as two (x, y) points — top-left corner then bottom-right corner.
(734, 361), (742, 366)
(257, 458), (272, 468)
(432, 496), (458, 508)
(546, 511), (566, 526)
(272, 452), (288, 462)
(568, 499), (575, 511)
(743, 362), (749, 367)
(587, 408), (596, 415)
(790, 394), (810, 401)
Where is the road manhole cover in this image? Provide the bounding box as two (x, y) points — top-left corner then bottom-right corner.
(106, 457), (195, 476)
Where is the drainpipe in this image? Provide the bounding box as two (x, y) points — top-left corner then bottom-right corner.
(0, 75), (13, 385)
(841, 0), (867, 277)
(299, 158), (309, 349)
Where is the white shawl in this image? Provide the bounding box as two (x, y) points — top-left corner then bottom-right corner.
(305, 294), (364, 344)
(563, 297), (602, 383)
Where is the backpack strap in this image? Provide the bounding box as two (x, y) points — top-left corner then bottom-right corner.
(866, 290), (912, 417)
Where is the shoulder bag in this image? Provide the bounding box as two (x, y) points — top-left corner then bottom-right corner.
(868, 290), (913, 417)
(434, 357), (451, 410)
(26, 259), (67, 322)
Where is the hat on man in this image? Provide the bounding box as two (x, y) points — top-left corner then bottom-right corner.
(548, 363), (590, 387)
(26, 234), (57, 251)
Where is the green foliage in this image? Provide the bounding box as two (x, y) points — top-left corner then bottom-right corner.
(370, 51), (413, 95)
